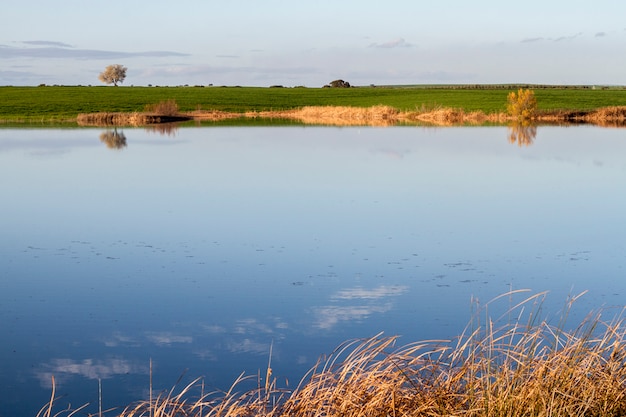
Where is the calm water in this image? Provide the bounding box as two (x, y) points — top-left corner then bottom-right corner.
(1, 125), (625, 416)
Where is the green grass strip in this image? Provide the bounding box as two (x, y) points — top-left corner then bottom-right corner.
(1, 85), (625, 123)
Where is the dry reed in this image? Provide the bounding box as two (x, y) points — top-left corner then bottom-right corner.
(38, 290), (626, 417)
(77, 112), (191, 127)
(76, 105), (626, 128)
(583, 106), (626, 127)
(144, 99), (179, 116)
(246, 105), (400, 126)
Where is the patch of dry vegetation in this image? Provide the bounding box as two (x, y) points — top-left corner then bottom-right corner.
(249, 105), (400, 126)
(144, 99), (180, 116)
(77, 112), (191, 126)
(39, 291), (626, 417)
(77, 100), (190, 126)
(192, 105), (508, 127)
(584, 106), (626, 127)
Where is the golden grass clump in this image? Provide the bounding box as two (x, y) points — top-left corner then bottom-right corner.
(144, 99), (180, 116)
(247, 105), (401, 126)
(77, 112), (191, 126)
(584, 106), (626, 127)
(77, 112), (152, 126)
(38, 291), (626, 417)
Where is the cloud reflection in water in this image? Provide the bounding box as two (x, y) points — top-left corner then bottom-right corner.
(315, 285), (409, 329)
(36, 358), (146, 388)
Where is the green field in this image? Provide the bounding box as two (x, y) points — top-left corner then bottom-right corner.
(1, 85), (626, 122)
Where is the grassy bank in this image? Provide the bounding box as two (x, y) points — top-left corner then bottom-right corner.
(2, 85), (626, 123)
(39, 291), (626, 417)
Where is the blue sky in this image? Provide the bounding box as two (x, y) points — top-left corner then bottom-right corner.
(2, 0), (625, 86)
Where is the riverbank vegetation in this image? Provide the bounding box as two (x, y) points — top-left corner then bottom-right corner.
(1, 84), (626, 125)
(38, 291), (626, 417)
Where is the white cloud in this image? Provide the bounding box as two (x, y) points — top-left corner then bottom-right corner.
(22, 40), (74, 48)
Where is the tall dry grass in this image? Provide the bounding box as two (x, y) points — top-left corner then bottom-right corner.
(584, 106), (626, 127)
(77, 112), (155, 126)
(38, 290), (626, 417)
(76, 104), (626, 128)
(239, 105), (508, 127)
(246, 105), (400, 126)
(144, 99), (180, 116)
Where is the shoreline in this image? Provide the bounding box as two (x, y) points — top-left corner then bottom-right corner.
(73, 105), (626, 127)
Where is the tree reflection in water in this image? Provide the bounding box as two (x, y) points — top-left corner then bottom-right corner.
(508, 122), (537, 147)
(99, 129), (127, 149)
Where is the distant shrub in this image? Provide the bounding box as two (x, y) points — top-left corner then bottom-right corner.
(145, 99), (179, 116)
(327, 79), (351, 88)
(507, 88), (537, 120)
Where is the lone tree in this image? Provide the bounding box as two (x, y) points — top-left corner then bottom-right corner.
(99, 64), (127, 86)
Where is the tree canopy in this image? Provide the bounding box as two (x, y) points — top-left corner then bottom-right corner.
(98, 64), (127, 86)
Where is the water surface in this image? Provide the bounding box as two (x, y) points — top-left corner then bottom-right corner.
(1, 125), (625, 416)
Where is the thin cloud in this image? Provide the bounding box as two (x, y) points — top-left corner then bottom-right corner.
(21, 40), (73, 48)
(139, 64), (321, 79)
(0, 44), (189, 60)
(522, 33), (583, 43)
(522, 37), (544, 43)
(345, 68), (475, 83)
(369, 38), (415, 48)
(0, 69), (40, 79)
(595, 32), (607, 37)
(554, 32), (583, 42)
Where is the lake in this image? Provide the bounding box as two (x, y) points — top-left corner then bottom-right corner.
(1, 124), (625, 416)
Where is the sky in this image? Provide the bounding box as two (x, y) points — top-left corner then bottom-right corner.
(2, 0), (626, 87)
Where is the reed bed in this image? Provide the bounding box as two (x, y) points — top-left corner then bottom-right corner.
(38, 291), (626, 417)
(191, 105), (625, 127)
(244, 105), (401, 126)
(76, 105), (626, 128)
(199, 106), (506, 127)
(77, 112), (191, 127)
(583, 106), (626, 127)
